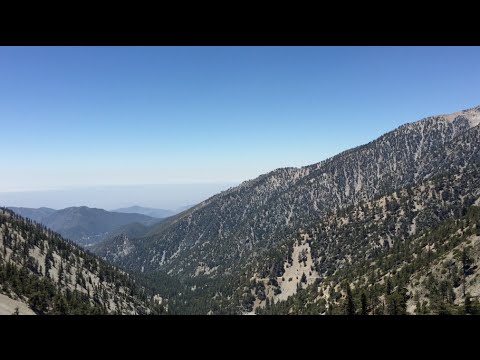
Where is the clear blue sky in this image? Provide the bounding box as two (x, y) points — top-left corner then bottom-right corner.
(1, 46), (479, 194)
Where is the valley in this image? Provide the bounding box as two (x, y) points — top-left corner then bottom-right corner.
(2, 105), (480, 315)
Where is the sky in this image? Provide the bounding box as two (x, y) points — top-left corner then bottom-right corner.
(0, 184), (236, 211)
(1, 46), (480, 208)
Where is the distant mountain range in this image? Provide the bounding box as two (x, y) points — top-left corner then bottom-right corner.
(112, 206), (175, 219)
(8, 206), (161, 246)
(5, 207), (56, 223)
(113, 205), (196, 218)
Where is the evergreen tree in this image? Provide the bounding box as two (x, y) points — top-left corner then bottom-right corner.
(360, 292), (368, 315)
(462, 248), (472, 296)
(300, 273), (307, 284)
(386, 278), (392, 296)
(345, 284), (356, 315)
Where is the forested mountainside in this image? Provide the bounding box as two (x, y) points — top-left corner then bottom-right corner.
(6, 207), (56, 223)
(0, 208), (163, 315)
(250, 164), (480, 314)
(94, 106), (480, 284)
(127, 162), (480, 314)
(9, 206), (160, 247)
(258, 205), (480, 315)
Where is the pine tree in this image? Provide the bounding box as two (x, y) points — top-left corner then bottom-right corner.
(360, 292), (368, 315)
(386, 278), (392, 295)
(345, 284), (356, 315)
(462, 248), (472, 297)
(300, 273), (307, 284)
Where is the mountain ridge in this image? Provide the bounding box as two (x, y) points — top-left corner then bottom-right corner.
(112, 206), (175, 219)
(94, 106), (480, 283)
(8, 206), (160, 247)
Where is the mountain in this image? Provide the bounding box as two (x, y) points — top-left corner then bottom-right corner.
(0, 208), (164, 314)
(91, 221), (158, 260)
(93, 105), (480, 314)
(8, 207), (56, 223)
(112, 206), (175, 219)
(8, 206), (160, 247)
(254, 164), (480, 314)
(257, 203), (480, 315)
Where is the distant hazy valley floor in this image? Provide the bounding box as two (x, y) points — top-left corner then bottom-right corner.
(2, 105), (480, 315)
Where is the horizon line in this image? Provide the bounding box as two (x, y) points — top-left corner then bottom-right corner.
(0, 182), (241, 193)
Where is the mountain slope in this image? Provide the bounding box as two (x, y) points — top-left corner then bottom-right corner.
(95, 106), (480, 282)
(152, 161), (480, 314)
(258, 204), (480, 315)
(8, 207), (56, 223)
(112, 206), (174, 219)
(0, 208), (163, 315)
(9, 206), (160, 247)
(90, 221), (159, 262)
(247, 162), (480, 313)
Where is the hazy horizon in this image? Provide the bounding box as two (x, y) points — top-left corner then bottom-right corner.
(2, 47), (480, 196)
(0, 183), (238, 210)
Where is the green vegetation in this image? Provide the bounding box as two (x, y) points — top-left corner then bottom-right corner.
(258, 205), (480, 315)
(0, 208), (163, 315)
